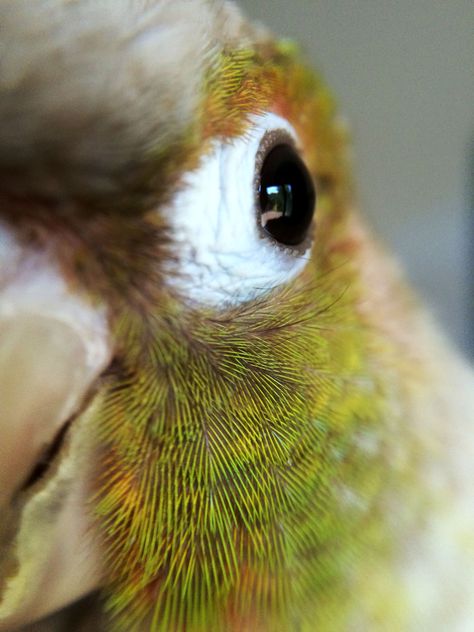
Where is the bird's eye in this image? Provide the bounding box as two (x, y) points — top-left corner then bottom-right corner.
(166, 113), (314, 306)
(257, 141), (315, 247)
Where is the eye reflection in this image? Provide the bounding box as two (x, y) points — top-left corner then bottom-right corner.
(258, 143), (316, 247)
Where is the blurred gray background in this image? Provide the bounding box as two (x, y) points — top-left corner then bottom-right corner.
(237, 1), (473, 358)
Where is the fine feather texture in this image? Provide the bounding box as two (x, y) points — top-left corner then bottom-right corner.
(95, 277), (399, 631)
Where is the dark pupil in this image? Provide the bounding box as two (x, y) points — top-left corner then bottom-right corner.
(258, 143), (316, 246)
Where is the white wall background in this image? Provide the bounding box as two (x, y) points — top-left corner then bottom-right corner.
(237, 1), (473, 357)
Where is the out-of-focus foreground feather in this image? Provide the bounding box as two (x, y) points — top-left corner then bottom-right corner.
(0, 1), (472, 631)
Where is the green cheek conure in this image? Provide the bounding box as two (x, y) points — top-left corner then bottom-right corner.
(0, 1), (472, 631)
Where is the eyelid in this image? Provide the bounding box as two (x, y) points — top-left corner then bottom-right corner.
(253, 129), (297, 195)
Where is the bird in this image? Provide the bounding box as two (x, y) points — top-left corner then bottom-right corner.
(0, 1), (472, 630)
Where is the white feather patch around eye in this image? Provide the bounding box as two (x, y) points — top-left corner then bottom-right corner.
(164, 113), (314, 307)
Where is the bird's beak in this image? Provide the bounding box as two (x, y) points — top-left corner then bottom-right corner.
(0, 220), (111, 628)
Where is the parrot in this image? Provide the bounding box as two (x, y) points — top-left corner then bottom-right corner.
(0, 0), (473, 630)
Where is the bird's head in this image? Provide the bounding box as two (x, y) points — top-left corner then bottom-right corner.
(1, 2), (471, 631)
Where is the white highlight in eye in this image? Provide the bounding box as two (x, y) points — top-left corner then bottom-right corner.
(165, 113), (311, 307)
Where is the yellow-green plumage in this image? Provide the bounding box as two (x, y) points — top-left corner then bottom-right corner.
(96, 296), (389, 629)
